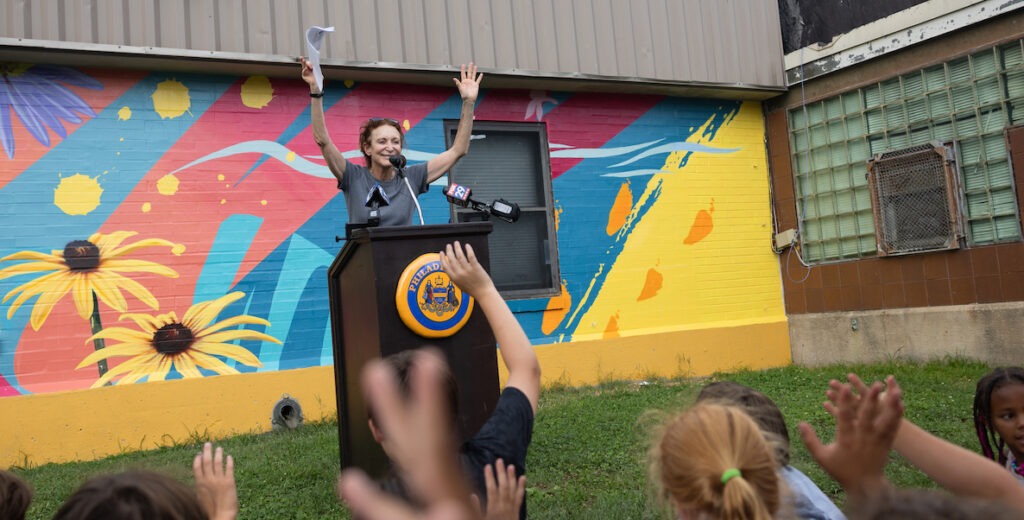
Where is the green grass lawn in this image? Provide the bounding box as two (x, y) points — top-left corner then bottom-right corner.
(10, 357), (992, 519)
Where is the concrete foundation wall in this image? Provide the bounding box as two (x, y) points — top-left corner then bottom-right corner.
(789, 302), (1024, 366)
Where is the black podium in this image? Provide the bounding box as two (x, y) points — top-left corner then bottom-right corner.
(327, 223), (500, 476)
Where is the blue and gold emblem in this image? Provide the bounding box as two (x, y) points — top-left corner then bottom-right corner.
(395, 253), (474, 338)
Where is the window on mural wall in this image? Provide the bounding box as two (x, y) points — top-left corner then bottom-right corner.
(788, 39), (1024, 263)
(444, 120), (560, 299)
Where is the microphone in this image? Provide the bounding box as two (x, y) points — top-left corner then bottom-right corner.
(444, 183), (521, 223)
(364, 183), (391, 226)
(389, 154), (407, 176)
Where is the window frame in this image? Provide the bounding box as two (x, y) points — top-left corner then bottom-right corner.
(443, 119), (561, 300)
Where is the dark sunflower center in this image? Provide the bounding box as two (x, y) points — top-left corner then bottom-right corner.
(63, 240), (101, 271)
(153, 323), (196, 355)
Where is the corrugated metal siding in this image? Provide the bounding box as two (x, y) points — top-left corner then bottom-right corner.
(1, 0), (785, 88)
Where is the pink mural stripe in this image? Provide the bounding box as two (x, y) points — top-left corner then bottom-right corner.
(233, 82), (457, 283)
(0, 70), (145, 190)
(540, 93), (662, 178)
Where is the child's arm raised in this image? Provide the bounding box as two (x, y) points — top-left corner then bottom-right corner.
(893, 418), (1024, 512)
(440, 241), (541, 413)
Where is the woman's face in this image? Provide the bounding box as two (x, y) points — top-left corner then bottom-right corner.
(363, 125), (403, 170)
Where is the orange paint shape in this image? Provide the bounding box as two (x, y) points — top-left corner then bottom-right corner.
(606, 182), (632, 235)
(603, 311), (620, 339)
(683, 198), (716, 245)
(637, 267), (663, 301)
(541, 282), (572, 335)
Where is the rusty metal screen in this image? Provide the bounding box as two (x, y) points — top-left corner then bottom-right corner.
(866, 141), (963, 256)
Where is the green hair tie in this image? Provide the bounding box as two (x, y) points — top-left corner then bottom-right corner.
(720, 468), (742, 484)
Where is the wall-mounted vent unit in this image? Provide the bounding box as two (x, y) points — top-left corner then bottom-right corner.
(866, 141), (964, 256)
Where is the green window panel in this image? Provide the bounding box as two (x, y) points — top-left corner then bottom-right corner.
(788, 39), (1024, 263)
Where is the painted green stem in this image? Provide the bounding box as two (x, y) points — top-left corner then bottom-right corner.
(89, 291), (108, 377)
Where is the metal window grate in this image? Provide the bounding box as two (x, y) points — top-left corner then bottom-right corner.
(867, 142), (963, 255)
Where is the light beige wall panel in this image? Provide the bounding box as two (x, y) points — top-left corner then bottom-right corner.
(530, 0), (558, 71)
(246, 0), (276, 55)
(156, 0), (187, 50)
(512, 0), (539, 70)
(591, 0), (617, 76)
(445, 0), (472, 66)
(3, 0), (26, 39)
(187, 0), (218, 51)
(423, 0), (452, 64)
(219, 0), (251, 53)
(611, 0), (640, 77)
(648, 0), (674, 79)
(270, 2), (302, 56)
(490, 0), (517, 68)
(95, 0), (125, 46)
(678, 0), (707, 82)
(29, 1), (60, 41)
(551, 0), (579, 73)
(399, 0), (428, 64)
(375, 0), (403, 62)
(0, 0), (785, 92)
(124, 0), (153, 48)
(629, 0), (657, 78)
(63, 1), (93, 43)
(350, 1), (380, 61)
(466, 1), (496, 66)
(571, 0), (599, 74)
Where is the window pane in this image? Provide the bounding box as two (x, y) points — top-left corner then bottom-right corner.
(456, 210), (553, 291)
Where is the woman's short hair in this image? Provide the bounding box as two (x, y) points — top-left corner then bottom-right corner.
(358, 118), (406, 166)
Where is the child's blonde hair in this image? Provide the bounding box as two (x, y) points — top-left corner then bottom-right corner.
(650, 402), (780, 520)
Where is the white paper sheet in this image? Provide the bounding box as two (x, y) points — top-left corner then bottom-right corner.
(305, 25), (335, 92)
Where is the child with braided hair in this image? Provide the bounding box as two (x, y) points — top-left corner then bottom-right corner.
(973, 367), (1024, 483)
(649, 402), (785, 520)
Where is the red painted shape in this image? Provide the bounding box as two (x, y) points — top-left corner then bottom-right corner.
(475, 91), (663, 178)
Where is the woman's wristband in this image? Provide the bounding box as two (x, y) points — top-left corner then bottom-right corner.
(310, 91), (324, 98)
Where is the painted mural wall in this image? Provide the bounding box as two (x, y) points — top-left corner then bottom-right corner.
(0, 64), (788, 464)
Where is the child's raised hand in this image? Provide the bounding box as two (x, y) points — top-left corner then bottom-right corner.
(193, 442), (238, 520)
(798, 374), (904, 498)
(481, 459), (526, 520)
(440, 241), (495, 299)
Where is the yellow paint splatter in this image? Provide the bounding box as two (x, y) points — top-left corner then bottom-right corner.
(156, 174), (180, 196)
(117, 106), (132, 120)
(541, 282), (572, 335)
(402, 119), (410, 131)
(171, 244), (186, 255)
(606, 182), (632, 235)
(151, 79), (191, 119)
(240, 76), (274, 109)
(119, 137), (124, 142)
(260, 200), (267, 206)
(217, 174), (225, 181)
(637, 267), (664, 301)
(142, 202), (152, 213)
(220, 199), (227, 204)
(54, 173), (103, 215)
(603, 311), (620, 339)
(343, 79), (355, 88)
(286, 151), (296, 162)
(553, 204), (563, 232)
(683, 198), (716, 245)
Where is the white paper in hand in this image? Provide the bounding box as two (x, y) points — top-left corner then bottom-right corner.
(305, 25), (335, 92)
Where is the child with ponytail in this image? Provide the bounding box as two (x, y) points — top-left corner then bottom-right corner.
(649, 402), (785, 520)
(973, 367), (1024, 483)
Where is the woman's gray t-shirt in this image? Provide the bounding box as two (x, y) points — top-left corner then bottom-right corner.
(339, 161), (429, 226)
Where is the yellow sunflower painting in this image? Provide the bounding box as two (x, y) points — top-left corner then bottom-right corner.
(76, 291), (280, 388)
(0, 231), (181, 330)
